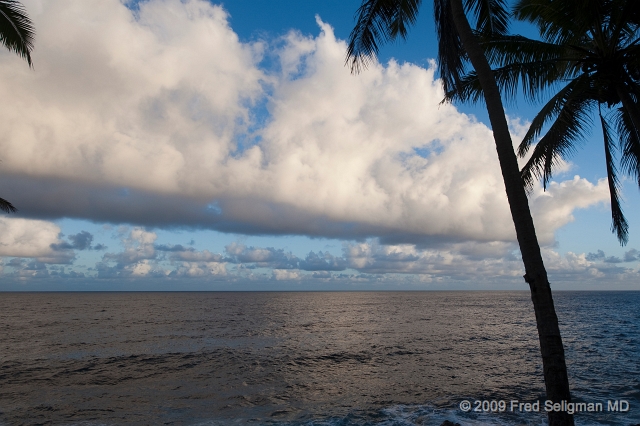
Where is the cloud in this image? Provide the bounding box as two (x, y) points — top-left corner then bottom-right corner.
(272, 269), (301, 280)
(529, 176), (610, 244)
(585, 249), (632, 264)
(225, 242), (298, 269)
(102, 227), (157, 265)
(337, 240), (640, 285)
(299, 251), (347, 271)
(14, 260), (50, 279)
(341, 240), (522, 279)
(624, 249), (639, 262)
(51, 230), (95, 251)
(0, 0), (608, 247)
(1, 228), (638, 286)
(94, 227), (234, 279)
(155, 244), (193, 252)
(170, 249), (224, 263)
(169, 261), (227, 278)
(0, 258), (88, 280)
(68, 231), (93, 250)
(0, 217), (73, 263)
(96, 232), (163, 277)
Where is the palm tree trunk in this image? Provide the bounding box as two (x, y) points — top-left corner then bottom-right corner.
(448, 0), (574, 424)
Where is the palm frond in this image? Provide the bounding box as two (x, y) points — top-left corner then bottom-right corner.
(443, 69), (483, 103)
(616, 82), (640, 187)
(0, 0), (34, 67)
(465, 0), (510, 35)
(346, 0), (422, 73)
(496, 58), (576, 101)
(445, 59), (568, 104)
(616, 101), (640, 186)
(482, 34), (567, 66)
(609, 0), (640, 47)
(446, 32), (585, 104)
(617, 82), (640, 125)
(434, 0), (467, 94)
(482, 34), (586, 80)
(600, 109), (629, 245)
(518, 75), (594, 156)
(0, 197), (17, 213)
(622, 0), (640, 28)
(514, 0), (600, 45)
(622, 44), (640, 85)
(520, 85), (595, 190)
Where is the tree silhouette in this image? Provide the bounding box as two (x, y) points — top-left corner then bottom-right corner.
(449, 0), (640, 246)
(346, 1), (574, 424)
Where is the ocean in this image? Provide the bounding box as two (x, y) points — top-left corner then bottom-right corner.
(0, 291), (638, 425)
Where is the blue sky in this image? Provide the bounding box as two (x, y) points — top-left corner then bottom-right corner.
(0, 0), (638, 290)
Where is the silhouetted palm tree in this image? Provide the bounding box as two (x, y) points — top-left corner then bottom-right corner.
(0, 0), (35, 213)
(346, 1), (573, 424)
(449, 0), (640, 246)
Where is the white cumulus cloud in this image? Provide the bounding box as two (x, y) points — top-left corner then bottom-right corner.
(0, 217), (72, 263)
(0, 0), (608, 245)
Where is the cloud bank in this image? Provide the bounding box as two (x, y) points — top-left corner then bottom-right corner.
(0, 0), (608, 247)
(0, 0), (629, 289)
(4, 226), (637, 289)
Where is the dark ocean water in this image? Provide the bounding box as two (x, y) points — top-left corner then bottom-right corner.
(0, 291), (638, 426)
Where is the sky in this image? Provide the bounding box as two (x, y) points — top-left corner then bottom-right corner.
(0, 0), (638, 291)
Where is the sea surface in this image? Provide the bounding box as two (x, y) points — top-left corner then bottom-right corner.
(0, 291), (638, 426)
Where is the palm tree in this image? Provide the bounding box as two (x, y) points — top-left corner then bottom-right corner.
(0, 196), (16, 213)
(0, 0), (35, 213)
(449, 0), (640, 246)
(346, 1), (574, 425)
